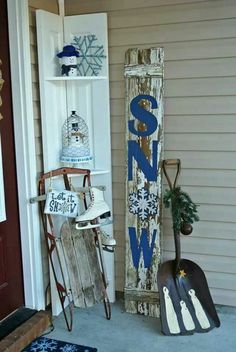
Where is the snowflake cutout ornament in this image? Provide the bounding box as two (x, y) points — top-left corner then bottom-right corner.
(129, 187), (158, 220)
(72, 34), (106, 76)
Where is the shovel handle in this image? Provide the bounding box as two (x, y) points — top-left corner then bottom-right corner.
(174, 231), (181, 274)
(162, 159), (181, 190)
(162, 159), (182, 274)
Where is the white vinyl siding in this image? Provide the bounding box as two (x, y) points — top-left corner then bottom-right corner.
(65, 0), (236, 306)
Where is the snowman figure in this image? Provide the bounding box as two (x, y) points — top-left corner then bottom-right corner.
(188, 289), (210, 329)
(57, 45), (79, 76)
(163, 286), (180, 334)
(61, 111), (93, 163)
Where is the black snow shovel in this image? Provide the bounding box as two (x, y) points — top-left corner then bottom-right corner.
(157, 159), (220, 335)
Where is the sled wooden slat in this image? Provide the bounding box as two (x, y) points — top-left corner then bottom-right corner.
(60, 221), (84, 307)
(71, 227), (96, 307)
(83, 229), (104, 303)
(61, 221), (104, 308)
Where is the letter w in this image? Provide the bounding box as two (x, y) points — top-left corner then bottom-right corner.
(128, 227), (157, 268)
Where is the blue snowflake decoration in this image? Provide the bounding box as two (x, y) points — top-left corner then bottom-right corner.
(28, 337), (57, 351)
(129, 187), (158, 220)
(72, 34), (106, 76)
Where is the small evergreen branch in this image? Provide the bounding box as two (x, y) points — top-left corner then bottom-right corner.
(163, 186), (199, 232)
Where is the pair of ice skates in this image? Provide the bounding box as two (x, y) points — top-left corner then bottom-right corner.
(75, 187), (116, 249)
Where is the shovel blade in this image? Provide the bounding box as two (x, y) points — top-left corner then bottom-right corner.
(157, 259), (220, 335)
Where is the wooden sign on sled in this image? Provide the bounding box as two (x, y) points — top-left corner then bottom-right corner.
(124, 48), (164, 317)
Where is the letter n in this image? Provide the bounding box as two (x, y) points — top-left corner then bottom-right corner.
(128, 227), (157, 268)
(128, 140), (158, 181)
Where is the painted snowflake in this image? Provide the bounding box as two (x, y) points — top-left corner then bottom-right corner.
(129, 187), (158, 220)
(29, 337), (58, 351)
(72, 34), (106, 76)
(60, 201), (71, 214)
(60, 344), (78, 352)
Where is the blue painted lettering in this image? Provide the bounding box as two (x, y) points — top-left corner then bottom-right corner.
(128, 140), (158, 181)
(129, 94), (158, 137)
(128, 227), (157, 268)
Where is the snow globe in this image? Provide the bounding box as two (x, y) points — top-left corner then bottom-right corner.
(57, 45), (79, 76)
(61, 111), (93, 164)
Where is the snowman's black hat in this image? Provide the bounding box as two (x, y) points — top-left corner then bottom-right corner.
(57, 45), (79, 58)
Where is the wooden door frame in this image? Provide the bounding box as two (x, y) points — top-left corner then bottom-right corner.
(7, 0), (45, 310)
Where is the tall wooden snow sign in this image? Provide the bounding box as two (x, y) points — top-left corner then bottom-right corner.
(124, 48), (164, 317)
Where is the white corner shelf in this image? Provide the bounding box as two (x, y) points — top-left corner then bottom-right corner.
(90, 169), (110, 175)
(36, 10), (115, 312)
(46, 76), (107, 81)
(67, 169), (110, 177)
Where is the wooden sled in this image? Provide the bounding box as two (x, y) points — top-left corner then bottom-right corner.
(38, 167), (111, 331)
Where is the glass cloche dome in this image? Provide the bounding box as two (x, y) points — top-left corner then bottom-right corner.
(61, 110), (93, 163)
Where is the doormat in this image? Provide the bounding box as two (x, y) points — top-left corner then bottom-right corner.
(22, 336), (97, 352)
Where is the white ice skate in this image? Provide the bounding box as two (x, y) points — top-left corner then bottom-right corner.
(95, 229), (116, 252)
(75, 187), (112, 230)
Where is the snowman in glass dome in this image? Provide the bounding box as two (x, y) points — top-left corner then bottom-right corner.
(61, 111), (93, 164)
(57, 45), (79, 76)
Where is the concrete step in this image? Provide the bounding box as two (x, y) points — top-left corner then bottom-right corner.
(0, 310), (51, 352)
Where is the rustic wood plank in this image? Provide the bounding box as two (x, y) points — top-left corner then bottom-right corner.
(61, 221), (85, 307)
(83, 229), (104, 304)
(60, 221), (104, 308)
(125, 288), (160, 304)
(125, 48), (163, 316)
(72, 228), (97, 307)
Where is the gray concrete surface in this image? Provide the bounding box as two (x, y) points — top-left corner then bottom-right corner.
(46, 300), (236, 352)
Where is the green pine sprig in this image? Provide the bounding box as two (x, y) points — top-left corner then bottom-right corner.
(163, 186), (199, 232)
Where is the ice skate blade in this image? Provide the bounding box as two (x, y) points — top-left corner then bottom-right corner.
(102, 245), (115, 253)
(95, 241), (116, 252)
(76, 211), (111, 223)
(75, 219), (113, 230)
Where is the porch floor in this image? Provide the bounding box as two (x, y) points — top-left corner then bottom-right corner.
(45, 299), (236, 352)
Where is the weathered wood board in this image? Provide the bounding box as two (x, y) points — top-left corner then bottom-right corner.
(61, 220), (104, 308)
(124, 48), (164, 317)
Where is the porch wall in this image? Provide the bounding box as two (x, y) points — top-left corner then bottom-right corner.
(65, 0), (236, 306)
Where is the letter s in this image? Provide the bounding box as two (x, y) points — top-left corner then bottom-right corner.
(129, 94), (158, 137)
